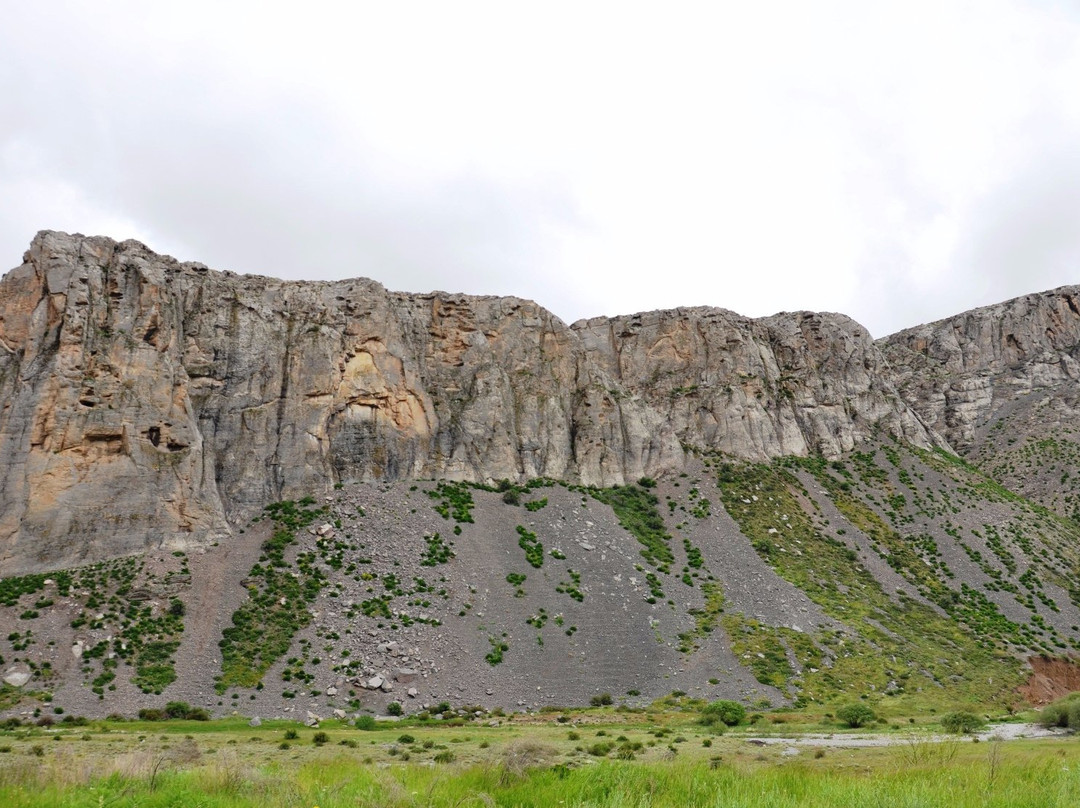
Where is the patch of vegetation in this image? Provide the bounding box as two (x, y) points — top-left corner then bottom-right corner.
(506, 573), (527, 598)
(555, 570), (584, 602)
(679, 582), (724, 653)
(485, 636), (509, 666)
(217, 497), (326, 691)
(420, 532), (455, 566)
(137, 701), (210, 721)
(0, 571), (73, 607)
(588, 484), (674, 572)
(428, 482), (476, 523)
(516, 526), (544, 568)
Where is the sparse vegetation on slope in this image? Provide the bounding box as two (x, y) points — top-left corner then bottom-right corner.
(217, 497), (326, 690)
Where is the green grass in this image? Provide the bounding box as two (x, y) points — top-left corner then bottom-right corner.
(0, 717), (1077, 807)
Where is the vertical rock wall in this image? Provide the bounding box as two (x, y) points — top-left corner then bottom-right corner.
(0, 231), (938, 571)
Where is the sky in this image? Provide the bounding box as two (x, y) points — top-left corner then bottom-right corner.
(3, 1), (1080, 337)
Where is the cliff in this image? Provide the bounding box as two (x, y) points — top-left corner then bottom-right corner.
(0, 231), (938, 570)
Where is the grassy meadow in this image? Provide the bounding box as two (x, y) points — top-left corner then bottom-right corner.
(0, 709), (1076, 807)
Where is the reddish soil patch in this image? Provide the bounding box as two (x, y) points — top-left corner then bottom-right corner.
(1018, 656), (1080, 705)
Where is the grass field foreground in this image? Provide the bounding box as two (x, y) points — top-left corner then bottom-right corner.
(0, 713), (1076, 807)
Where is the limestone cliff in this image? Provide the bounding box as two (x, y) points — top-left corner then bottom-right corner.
(0, 231), (937, 571)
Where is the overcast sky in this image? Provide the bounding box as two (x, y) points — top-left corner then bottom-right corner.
(3, 1), (1080, 337)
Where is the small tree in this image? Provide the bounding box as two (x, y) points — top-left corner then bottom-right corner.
(836, 703), (876, 728)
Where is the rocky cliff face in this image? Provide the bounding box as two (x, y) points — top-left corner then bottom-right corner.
(881, 286), (1080, 452)
(882, 287), (1080, 516)
(574, 307), (935, 461)
(0, 231), (938, 571)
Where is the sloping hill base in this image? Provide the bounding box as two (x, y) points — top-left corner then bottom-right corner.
(1, 441), (1078, 719)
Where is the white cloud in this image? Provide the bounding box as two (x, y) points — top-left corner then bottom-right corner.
(3, 1), (1080, 336)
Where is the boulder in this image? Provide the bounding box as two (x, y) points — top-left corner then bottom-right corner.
(3, 667), (31, 688)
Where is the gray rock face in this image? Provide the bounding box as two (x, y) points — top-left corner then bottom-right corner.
(881, 286), (1080, 451)
(574, 307), (938, 461)
(0, 231), (938, 571)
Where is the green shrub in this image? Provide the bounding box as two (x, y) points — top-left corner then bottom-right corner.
(386, 701), (403, 716)
(1039, 693), (1080, 729)
(836, 703), (876, 728)
(355, 715), (377, 730)
(312, 731), (329, 746)
(590, 693), (613, 707)
(940, 711), (985, 734)
(701, 699), (745, 727)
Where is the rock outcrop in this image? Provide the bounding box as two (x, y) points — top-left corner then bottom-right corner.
(881, 286), (1080, 452)
(0, 231), (938, 571)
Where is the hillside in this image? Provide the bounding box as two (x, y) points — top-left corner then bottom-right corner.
(1, 230), (1079, 719)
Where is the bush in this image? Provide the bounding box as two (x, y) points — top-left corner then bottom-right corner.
(701, 700), (746, 727)
(284, 728), (299, 740)
(312, 731), (329, 746)
(1039, 693), (1080, 730)
(836, 703), (876, 728)
(940, 711), (985, 734)
(355, 715), (377, 730)
(590, 693), (613, 707)
(386, 701), (403, 716)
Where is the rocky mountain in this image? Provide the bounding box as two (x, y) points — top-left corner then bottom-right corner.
(882, 289), (1080, 519)
(1, 230), (1079, 720)
(0, 231), (937, 573)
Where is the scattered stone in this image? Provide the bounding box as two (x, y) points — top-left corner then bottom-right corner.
(249, 716), (262, 727)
